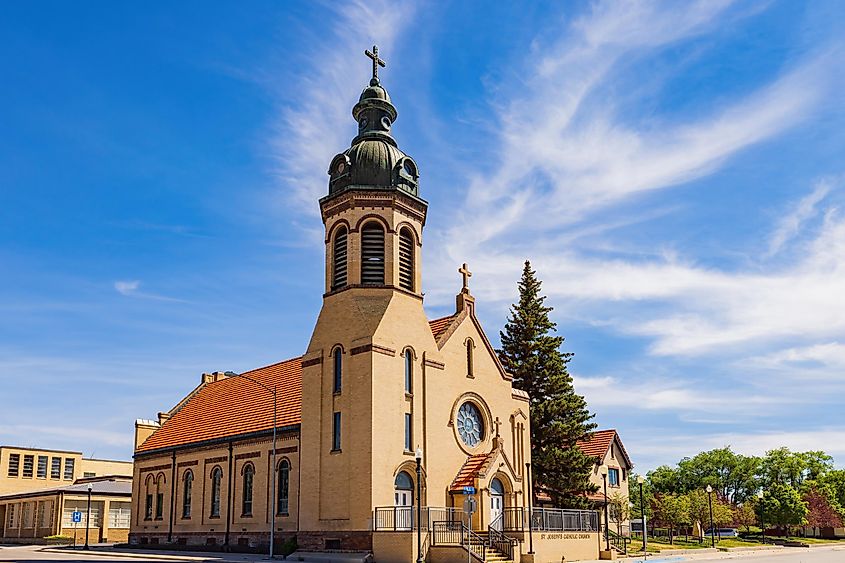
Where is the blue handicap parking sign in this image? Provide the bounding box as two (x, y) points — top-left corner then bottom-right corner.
(72, 511), (82, 523)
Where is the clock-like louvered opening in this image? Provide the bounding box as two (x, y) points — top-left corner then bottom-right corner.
(398, 228), (415, 291)
(360, 222), (385, 285)
(332, 227), (348, 290)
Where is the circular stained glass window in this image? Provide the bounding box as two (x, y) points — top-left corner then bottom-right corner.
(457, 402), (484, 447)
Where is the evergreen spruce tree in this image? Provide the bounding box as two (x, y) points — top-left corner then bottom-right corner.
(498, 260), (598, 508)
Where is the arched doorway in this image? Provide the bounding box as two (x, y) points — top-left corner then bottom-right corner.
(394, 471), (414, 530)
(490, 478), (504, 530)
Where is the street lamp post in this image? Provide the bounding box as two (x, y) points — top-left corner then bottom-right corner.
(706, 485), (715, 548)
(415, 447), (424, 563)
(602, 473), (610, 552)
(84, 483), (93, 550)
(225, 371), (278, 559)
(637, 475), (647, 556)
(757, 490), (765, 545)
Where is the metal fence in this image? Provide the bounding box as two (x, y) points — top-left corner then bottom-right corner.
(502, 507), (599, 532)
(373, 506), (466, 531)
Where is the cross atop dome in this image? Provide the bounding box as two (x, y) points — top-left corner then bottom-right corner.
(364, 45), (386, 85)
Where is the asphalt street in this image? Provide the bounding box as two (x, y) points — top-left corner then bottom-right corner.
(2, 545), (845, 563)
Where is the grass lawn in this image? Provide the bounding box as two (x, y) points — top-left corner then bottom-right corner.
(794, 537), (845, 544)
(715, 538), (764, 548)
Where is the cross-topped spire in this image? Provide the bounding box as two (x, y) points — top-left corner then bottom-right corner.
(459, 263), (472, 292)
(364, 45), (386, 85)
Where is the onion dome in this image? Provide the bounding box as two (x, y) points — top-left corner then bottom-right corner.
(327, 48), (420, 198)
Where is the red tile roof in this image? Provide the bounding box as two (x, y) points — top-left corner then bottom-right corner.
(429, 315), (456, 340)
(577, 429), (616, 459)
(137, 315), (457, 454)
(136, 357), (303, 454)
(449, 453), (491, 492)
(576, 429), (633, 468)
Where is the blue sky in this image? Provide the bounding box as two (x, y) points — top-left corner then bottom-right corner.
(1, 1), (844, 471)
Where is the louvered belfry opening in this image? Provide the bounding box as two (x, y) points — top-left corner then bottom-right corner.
(332, 226), (348, 290)
(360, 222), (385, 285)
(398, 227), (415, 291)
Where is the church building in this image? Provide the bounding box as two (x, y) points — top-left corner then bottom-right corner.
(130, 47), (602, 563)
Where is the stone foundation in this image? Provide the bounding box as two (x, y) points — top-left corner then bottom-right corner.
(296, 530), (373, 552)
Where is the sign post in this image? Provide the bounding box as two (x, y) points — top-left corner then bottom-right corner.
(462, 493), (477, 563)
(71, 511), (82, 549)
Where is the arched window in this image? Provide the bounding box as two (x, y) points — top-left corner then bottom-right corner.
(144, 475), (154, 520)
(210, 467), (222, 518)
(242, 464), (254, 516)
(360, 222), (385, 285)
(332, 226), (348, 290)
(182, 470), (193, 519)
(404, 349), (413, 394)
(333, 347), (342, 394)
(395, 471), (413, 491)
(277, 460), (290, 516)
(155, 474), (164, 519)
(466, 339), (475, 378)
(398, 227), (415, 291)
(491, 478), (504, 495)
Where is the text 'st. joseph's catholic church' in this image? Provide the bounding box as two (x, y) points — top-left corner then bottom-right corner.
(130, 48), (585, 562)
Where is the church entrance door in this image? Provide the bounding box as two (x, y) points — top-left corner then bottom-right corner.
(394, 471), (414, 530)
(490, 478), (504, 531)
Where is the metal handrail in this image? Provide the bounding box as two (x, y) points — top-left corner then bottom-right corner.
(431, 521), (485, 562)
(608, 529), (629, 554)
(463, 523), (487, 562)
(488, 513), (516, 560)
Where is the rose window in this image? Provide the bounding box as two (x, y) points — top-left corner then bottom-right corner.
(457, 402), (484, 447)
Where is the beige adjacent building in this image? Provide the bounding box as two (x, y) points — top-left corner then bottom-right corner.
(129, 49), (603, 562)
(0, 446), (131, 496)
(578, 430), (634, 537)
(0, 446), (133, 543)
(0, 476), (132, 544)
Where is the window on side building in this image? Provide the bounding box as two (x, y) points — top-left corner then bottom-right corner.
(277, 460), (290, 516)
(210, 467), (222, 518)
(50, 457), (61, 479)
(37, 456), (47, 479)
(8, 453), (20, 477)
(182, 470), (193, 518)
(22, 455), (34, 478)
(242, 464), (254, 516)
(63, 458), (75, 480)
(608, 467), (620, 487)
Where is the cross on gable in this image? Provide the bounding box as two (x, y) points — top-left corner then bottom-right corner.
(493, 417), (502, 438)
(364, 45), (386, 83)
(459, 263), (472, 292)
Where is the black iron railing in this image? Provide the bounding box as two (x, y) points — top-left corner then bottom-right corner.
(431, 520), (486, 562)
(373, 506), (465, 531)
(488, 514), (516, 560)
(608, 529), (629, 554)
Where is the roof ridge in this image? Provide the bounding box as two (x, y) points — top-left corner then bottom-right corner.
(239, 354), (304, 376)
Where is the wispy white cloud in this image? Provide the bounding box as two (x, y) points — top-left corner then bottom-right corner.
(767, 178), (832, 256)
(0, 424), (132, 450)
(114, 280), (185, 303)
(114, 280), (140, 296)
(270, 0), (416, 216)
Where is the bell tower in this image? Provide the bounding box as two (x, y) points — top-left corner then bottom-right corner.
(298, 46), (437, 549)
(320, 45), (426, 296)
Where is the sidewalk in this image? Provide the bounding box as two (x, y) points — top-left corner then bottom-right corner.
(42, 545), (273, 562)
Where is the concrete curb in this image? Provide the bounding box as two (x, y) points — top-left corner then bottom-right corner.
(718, 545), (783, 552)
(41, 547), (217, 560)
